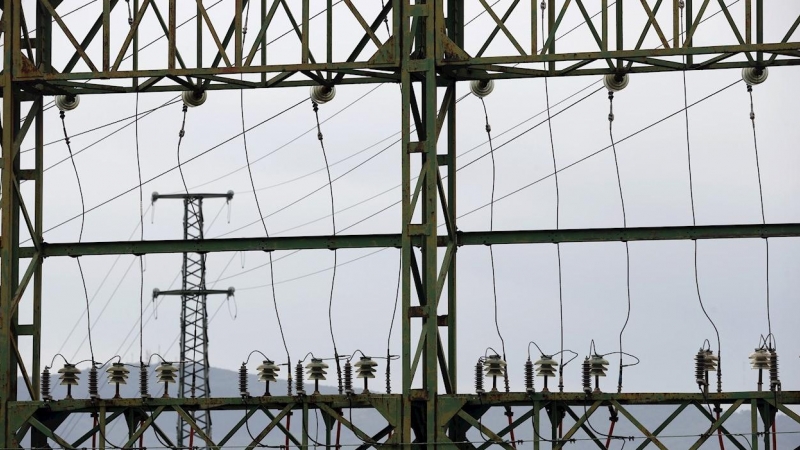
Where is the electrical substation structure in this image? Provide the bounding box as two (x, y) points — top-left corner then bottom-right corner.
(3, 1), (800, 449)
(151, 192), (236, 448)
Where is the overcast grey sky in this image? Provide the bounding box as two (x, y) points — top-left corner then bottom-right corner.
(15, 1), (800, 397)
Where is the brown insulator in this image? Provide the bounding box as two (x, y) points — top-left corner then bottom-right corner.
(582, 358), (592, 394)
(344, 361), (353, 395)
(475, 360), (485, 394)
(295, 362), (305, 395)
(695, 350), (706, 387)
(140, 363), (150, 399)
(524, 359), (534, 394)
(769, 350), (780, 392)
(239, 363), (249, 398)
(88, 365), (99, 399)
(41, 367), (52, 401)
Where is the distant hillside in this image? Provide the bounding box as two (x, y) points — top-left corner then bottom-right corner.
(17, 366), (800, 449)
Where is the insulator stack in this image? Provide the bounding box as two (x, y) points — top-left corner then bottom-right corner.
(694, 350), (706, 387)
(769, 351), (780, 392)
(239, 363), (249, 398)
(524, 359), (534, 394)
(582, 358), (592, 394)
(140, 363), (150, 399)
(88, 365), (99, 399)
(534, 355), (558, 392)
(344, 361), (354, 395)
(703, 350), (719, 373)
(483, 355), (507, 392)
(106, 363), (129, 399)
(155, 362), (178, 398)
(589, 355), (609, 393)
(58, 364), (81, 399)
(385, 356), (391, 394)
(475, 360), (484, 394)
(295, 362), (305, 395)
(749, 348), (769, 391)
(257, 360), (280, 396)
(41, 367), (52, 401)
(355, 357), (378, 394)
(306, 358), (329, 394)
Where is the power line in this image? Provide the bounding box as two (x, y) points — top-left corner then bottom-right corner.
(746, 82), (772, 339)
(32, 98), (307, 242)
(311, 98), (344, 394)
(60, 108), (96, 364)
(607, 90), (632, 393)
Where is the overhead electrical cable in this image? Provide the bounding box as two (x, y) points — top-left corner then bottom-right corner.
(237, 8), (293, 395)
(311, 98), (344, 394)
(479, 97), (508, 386)
(540, 1), (565, 395)
(679, 3), (723, 396)
(32, 98), (307, 242)
(607, 90), (632, 394)
(191, 84), (383, 192)
(746, 82), (772, 338)
(59, 108), (96, 365)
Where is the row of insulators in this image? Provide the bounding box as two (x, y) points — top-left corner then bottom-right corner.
(41, 361), (178, 401)
(238, 357), (379, 398)
(476, 354), (610, 395)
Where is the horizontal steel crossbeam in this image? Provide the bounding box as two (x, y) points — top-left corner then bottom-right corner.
(21, 223), (800, 258)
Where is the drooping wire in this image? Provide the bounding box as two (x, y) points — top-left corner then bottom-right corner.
(60, 109), (95, 364)
(134, 92), (145, 367)
(607, 91), (632, 394)
(176, 104), (192, 199)
(679, 3), (722, 393)
(386, 252), (401, 394)
(479, 97), (509, 394)
(238, 15), (292, 393)
(541, 2), (565, 393)
(746, 83), (771, 338)
(312, 99), (344, 395)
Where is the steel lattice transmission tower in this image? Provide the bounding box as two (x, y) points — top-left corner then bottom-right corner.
(152, 192), (235, 448)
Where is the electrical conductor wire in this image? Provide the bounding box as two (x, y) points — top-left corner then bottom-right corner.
(60, 109), (95, 364)
(237, 15), (292, 392)
(679, 4), (722, 393)
(479, 97), (509, 392)
(746, 83), (771, 337)
(607, 91), (632, 394)
(541, 2), (565, 393)
(312, 99), (344, 394)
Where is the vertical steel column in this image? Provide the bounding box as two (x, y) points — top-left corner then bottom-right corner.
(177, 197), (212, 447)
(401, 1), (441, 447)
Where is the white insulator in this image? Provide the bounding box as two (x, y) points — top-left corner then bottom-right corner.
(182, 90), (207, 107)
(55, 95), (80, 111)
(603, 73), (629, 92)
(589, 355), (609, 377)
(470, 80), (495, 98)
(310, 85), (336, 104)
(742, 67), (768, 85)
(749, 348), (770, 370)
(534, 355), (558, 378)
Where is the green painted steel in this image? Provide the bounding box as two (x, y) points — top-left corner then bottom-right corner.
(21, 223), (800, 258)
(2, 0), (800, 448)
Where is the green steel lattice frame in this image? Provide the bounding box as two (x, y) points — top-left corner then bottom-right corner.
(2, 0), (800, 448)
